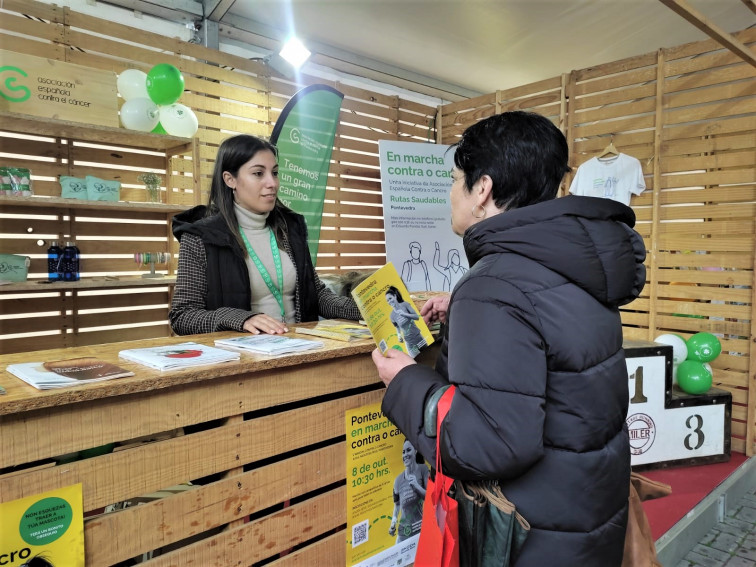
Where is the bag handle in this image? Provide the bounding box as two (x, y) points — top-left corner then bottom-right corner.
(435, 386), (455, 476)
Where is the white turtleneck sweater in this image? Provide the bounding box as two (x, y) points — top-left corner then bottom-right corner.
(235, 203), (297, 323)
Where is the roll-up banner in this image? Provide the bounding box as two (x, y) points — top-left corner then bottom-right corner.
(270, 84), (344, 265)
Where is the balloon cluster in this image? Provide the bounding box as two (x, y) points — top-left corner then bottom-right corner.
(117, 64), (198, 137)
(654, 332), (722, 395)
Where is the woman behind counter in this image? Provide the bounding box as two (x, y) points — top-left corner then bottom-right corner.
(371, 111), (646, 566)
(170, 134), (360, 335)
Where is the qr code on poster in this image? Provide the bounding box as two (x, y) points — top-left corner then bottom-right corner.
(352, 519), (369, 548)
(379, 339), (387, 353)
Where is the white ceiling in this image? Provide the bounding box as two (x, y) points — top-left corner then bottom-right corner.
(217, 0), (755, 99)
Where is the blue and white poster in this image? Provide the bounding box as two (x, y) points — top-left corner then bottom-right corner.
(379, 140), (468, 292)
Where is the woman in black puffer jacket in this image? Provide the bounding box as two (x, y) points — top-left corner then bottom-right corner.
(371, 111), (646, 566)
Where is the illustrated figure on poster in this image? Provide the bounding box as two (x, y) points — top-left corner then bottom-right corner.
(389, 439), (429, 543)
(400, 241), (431, 291)
(432, 241), (467, 292)
(386, 286), (426, 358)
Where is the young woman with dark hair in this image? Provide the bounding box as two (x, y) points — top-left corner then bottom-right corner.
(170, 134), (359, 335)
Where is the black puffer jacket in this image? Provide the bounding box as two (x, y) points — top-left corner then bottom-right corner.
(382, 196), (646, 567)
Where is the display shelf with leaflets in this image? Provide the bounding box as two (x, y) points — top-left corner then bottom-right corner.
(0, 111), (200, 354)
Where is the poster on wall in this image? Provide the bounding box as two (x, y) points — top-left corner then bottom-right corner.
(0, 483), (85, 567)
(270, 84), (344, 265)
(0, 49), (118, 127)
(379, 140), (467, 292)
(345, 402), (430, 567)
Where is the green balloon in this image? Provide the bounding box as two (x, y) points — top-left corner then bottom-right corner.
(677, 360), (712, 395)
(686, 332), (721, 362)
(151, 122), (167, 134)
(146, 63), (185, 105)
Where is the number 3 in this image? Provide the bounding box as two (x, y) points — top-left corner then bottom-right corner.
(684, 414), (705, 450)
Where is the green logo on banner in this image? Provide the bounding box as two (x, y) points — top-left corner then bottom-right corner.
(271, 85), (344, 265)
(0, 66), (31, 102)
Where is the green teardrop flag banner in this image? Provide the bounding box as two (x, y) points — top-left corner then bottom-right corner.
(270, 84), (344, 265)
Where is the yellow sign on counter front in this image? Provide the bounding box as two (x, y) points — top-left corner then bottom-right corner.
(346, 402), (429, 567)
(0, 49), (117, 127)
(0, 483), (85, 566)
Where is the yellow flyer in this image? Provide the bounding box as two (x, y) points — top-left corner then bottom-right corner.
(346, 402), (430, 567)
(350, 262), (434, 358)
(0, 483), (84, 566)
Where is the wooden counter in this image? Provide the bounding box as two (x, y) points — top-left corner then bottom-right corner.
(0, 327), (385, 566)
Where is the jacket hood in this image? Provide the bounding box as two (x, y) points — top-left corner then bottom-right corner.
(463, 196), (646, 307)
(172, 205), (239, 249)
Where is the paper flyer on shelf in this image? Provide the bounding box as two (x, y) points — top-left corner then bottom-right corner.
(345, 402), (429, 567)
(350, 263), (434, 358)
(0, 483), (85, 567)
(294, 320), (373, 342)
(7, 357), (134, 389)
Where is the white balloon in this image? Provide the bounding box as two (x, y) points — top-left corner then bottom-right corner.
(120, 98), (159, 132)
(159, 104), (199, 137)
(117, 69), (149, 101)
(654, 334), (688, 366)
(703, 362), (713, 377)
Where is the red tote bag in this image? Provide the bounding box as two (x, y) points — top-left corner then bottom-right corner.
(415, 386), (459, 567)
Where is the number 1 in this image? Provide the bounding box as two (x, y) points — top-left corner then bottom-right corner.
(629, 365), (648, 404)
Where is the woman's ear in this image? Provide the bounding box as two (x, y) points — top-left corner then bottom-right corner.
(222, 171), (235, 189)
(475, 174), (494, 206)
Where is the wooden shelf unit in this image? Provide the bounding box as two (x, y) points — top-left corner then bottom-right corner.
(0, 194), (189, 214)
(0, 112), (199, 354)
(0, 276), (177, 293)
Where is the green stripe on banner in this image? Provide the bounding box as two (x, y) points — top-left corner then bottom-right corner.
(270, 84), (344, 265)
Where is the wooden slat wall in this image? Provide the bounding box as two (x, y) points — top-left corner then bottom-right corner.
(0, 0), (436, 353)
(439, 29), (756, 456)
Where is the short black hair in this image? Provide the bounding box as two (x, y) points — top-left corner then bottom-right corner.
(452, 111), (570, 210)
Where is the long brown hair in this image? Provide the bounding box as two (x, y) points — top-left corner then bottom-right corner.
(207, 134), (291, 253)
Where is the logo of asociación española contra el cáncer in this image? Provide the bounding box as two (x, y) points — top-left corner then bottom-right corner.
(0, 65), (32, 102)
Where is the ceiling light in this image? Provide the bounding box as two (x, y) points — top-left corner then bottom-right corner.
(279, 37), (311, 69)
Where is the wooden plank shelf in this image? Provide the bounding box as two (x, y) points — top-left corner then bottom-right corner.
(0, 276), (176, 293)
(0, 194), (189, 214)
(0, 110), (197, 354)
(0, 111), (193, 153)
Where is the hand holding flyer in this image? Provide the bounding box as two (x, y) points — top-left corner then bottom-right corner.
(350, 263), (434, 358)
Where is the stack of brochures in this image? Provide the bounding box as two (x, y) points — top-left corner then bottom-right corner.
(214, 335), (324, 356)
(7, 357), (135, 390)
(118, 342), (240, 370)
(294, 320), (373, 342)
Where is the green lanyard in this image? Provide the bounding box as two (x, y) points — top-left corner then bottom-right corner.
(239, 225), (285, 321)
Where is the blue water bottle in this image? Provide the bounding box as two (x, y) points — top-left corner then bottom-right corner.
(62, 241), (80, 281)
(47, 240), (62, 281)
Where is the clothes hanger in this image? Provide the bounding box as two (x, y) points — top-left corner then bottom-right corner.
(597, 135), (619, 159)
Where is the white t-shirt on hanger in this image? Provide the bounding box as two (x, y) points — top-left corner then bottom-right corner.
(568, 153), (646, 206)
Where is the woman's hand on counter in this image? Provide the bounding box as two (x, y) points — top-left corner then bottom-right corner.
(243, 314), (289, 335)
(371, 348), (416, 388)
